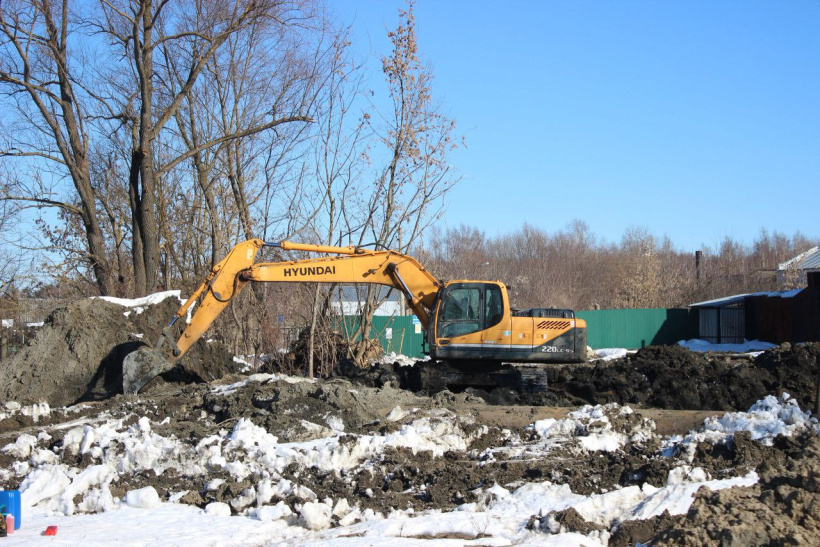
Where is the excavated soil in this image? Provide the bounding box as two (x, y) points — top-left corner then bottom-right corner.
(545, 343), (820, 411)
(0, 296), (237, 407)
(1, 374), (816, 545)
(610, 431), (820, 546)
(0, 296), (819, 543)
(349, 343), (820, 412)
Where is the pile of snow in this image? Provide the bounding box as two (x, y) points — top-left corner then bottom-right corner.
(210, 373), (314, 396)
(232, 355), (255, 373)
(95, 290), (196, 324)
(591, 348), (629, 361)
(96, 290), (184, 315)
(3, 392), (818, 545)
(473, 403), (656, 465)
(125, 486), (162, 508)
(678, 338), (777, 354)
(662, 393), (819, 461)
(7, 406), (482, 520)
(373, 351), (429, 367)
(705, 394), (819, 443)
(459, 467), (758, 542)
(0, 401), (50, 422)
(536, 404), (653, 449)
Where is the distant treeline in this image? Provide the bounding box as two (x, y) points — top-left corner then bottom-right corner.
(414, 221), (818, 311)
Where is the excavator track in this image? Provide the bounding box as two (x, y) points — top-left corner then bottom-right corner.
(514, 365), (550, 393)
(403, 360), (551, 394)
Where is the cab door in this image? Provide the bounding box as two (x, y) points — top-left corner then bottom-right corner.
(433, 285), (484, 359)
(479, 284), (511, 358)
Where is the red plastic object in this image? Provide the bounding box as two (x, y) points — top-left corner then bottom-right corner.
(44, 526), (58, 536)
(5, 514), (13, 534)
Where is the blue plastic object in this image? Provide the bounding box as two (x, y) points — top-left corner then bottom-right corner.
(0, 490), (21, 530)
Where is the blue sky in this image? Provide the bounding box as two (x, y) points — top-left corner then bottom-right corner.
(329, 1), (820, 250)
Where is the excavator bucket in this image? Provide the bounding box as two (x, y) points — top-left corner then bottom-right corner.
(122, 347), (174, 394)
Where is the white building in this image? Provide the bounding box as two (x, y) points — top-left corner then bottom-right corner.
(777, 246), (820, 286)
(329, 286), (405, 316)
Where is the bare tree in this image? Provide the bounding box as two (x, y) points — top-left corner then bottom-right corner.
(347, 1), (460, 363)
(0, 0), (114, 294)
(0, 184), (24, 294)
(95, 0), (317, 294)
(302, 29), (368, 376)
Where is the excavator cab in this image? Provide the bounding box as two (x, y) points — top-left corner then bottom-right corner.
(430, 281), (586, 364)
(431, 281), (506, 360)
(434, 282), (503, 338)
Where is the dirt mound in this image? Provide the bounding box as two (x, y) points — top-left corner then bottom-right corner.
(332, 343), (820, 412)
(0, 296), (235, 407)
(635, 432), (820, 546)
(754, 342), (820, 407)
(545, 344), (820, 411)
(201, 375), (424, 442)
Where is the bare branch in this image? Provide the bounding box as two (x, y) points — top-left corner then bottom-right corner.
(0, 194), (82, 216)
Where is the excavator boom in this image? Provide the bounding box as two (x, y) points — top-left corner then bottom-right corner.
(123, 240), (441, 393)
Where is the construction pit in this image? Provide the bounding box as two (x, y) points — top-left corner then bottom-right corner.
(0, 293), (818, 545)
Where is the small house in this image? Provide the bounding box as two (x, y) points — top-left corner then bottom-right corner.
(689, 272), (820, 344)
(777, 246), (820, 287)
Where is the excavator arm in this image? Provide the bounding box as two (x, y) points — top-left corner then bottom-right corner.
(123, 239), (441, 393)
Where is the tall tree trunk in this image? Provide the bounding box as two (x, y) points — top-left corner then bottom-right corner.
(130, 0), (160, 295)
(227, 141), (254, 241)
(196, 164), (221, 268)
(307, 283), (321, 378)
(129, 151), (147, 293)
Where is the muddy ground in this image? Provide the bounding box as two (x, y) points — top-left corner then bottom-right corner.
(0, 296), (819, 544)
(1, 375), (818, 545)
(2, 295), (818, 414)
(0, 297), (237, 407)
(351, 342), (820, 413)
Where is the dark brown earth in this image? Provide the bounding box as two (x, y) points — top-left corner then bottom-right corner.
(546, 343), (820, 411)
(345, 342), (820, 413)
(1, 373), (815, 545)
(610, 431), (820, 546)
(0, 296), (818, 544)
(0, 296), (236, 407)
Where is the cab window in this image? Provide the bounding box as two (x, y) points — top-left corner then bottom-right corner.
(485, 285), (503, 328)
(439, 287), (481, 337)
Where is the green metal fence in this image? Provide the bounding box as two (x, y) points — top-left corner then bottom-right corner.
(576, 308), (698, 349)
(341, 308), (697, 357)
(339, 315), (426, 357)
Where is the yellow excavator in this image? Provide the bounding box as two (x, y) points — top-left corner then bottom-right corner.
(123, 240), (587, 394)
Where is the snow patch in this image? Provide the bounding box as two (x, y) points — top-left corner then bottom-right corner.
(527, 403), (655, 454)
(592, 348), (630, 361)
(96, 290), (184, 313)
(662, 393), (819, 460)
(373, 351), (428, 367)
(299, 501), (332, 530)
(125, 486), (162, 509)
(211, 373), (314, 396)
(204, 502), (231, 516)
(678, 338), (777, 354)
